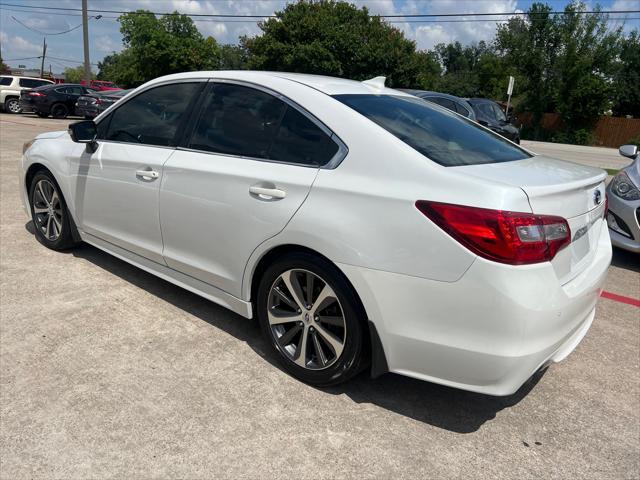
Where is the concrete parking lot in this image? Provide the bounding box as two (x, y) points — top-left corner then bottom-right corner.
(1, 113), (638, 479)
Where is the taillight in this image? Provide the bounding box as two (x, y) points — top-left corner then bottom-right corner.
(29, 92), (46, 97)
(415, 201), (571, 265)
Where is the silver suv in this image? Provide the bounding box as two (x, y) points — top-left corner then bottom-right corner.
(0, 76), (54, 113)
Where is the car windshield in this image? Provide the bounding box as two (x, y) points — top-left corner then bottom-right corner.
(334, 94), (529, 166)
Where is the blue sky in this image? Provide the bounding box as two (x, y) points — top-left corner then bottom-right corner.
(1, 0), (638, 73)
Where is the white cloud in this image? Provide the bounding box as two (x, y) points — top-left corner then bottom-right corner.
(0, 31), (43, 59)
(94, 35), (122, 54)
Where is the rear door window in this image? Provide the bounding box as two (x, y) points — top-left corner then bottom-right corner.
(103, 82), (202, 147)
(334, 94), (530, 166)
(19, 78), (51, 88)
(189, 83), (339, 166)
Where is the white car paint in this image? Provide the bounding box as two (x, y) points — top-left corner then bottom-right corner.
(19, 71), (612, 395)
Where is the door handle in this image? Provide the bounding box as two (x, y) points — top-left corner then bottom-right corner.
(136, 169), (159, 180)
(249, 185), (286, 200)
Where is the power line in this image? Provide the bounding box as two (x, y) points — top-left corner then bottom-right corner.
(11, 15), (83, 35)
(1, 2), (638, 18)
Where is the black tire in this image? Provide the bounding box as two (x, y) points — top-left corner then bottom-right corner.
(50, 103), (68, 119)
(36, 111), (49, 118)
(4, 97), (20, 114)
(515, 137), (521, 145)
(256, 252), (367, 386)
(29, 170), (78, 251)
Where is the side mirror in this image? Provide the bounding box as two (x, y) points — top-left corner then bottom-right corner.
(68, 120), (98, 153)
(619, 144), (638, 159)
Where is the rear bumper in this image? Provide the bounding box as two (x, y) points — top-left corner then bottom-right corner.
(338, 221), (612, 396)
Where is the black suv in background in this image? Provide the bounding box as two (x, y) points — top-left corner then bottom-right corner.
(399, 89), (477, 121)
(466, 98), (520, 143)
(20, 84), (96, 119)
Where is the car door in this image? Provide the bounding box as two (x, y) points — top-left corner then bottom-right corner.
(70, 81), (205, 264)
(160, 81), (344, 297)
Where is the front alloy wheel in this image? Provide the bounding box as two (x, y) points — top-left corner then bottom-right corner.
(32, 179), (63, 241)
(267, 269), (346, 370)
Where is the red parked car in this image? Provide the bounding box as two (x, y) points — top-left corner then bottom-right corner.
(80, 79), (121, 91)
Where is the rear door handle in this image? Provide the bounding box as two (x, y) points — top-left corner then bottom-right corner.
(249, 185), (286, 200)
(136, 169), (159, 180)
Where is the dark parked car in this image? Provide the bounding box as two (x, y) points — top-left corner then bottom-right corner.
(466, 98), (520, 143)
(19, 83), (97, 119)
(76, 89), (132, 119)
(399, 89), (476, 120)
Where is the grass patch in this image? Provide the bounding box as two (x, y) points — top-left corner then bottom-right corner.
(605, 168), (620, 176)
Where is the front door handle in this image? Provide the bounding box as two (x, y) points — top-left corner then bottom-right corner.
(136, 169), (159, 180)
(249, 185), (286, 200)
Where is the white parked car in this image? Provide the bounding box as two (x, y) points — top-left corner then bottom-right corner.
(19, 71), (611, 395)
(1, 75), (54, 113)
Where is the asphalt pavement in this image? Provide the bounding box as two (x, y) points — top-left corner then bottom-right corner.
(1, 114), (638, 479)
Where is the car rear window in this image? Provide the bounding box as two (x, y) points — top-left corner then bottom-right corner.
(0, 77), (12, 86)
(334, 94), (530, 166)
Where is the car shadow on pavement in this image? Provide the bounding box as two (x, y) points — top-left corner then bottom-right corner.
(611, 247), (640, 273)
(28, 224), (541, 435)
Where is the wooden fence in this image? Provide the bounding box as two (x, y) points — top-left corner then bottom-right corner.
(517, 112), (640, 148)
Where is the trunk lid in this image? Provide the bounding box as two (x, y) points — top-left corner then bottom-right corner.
(456, 155), (607, 283)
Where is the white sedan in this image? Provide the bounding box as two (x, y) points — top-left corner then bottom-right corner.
(19, 71), (611, 395)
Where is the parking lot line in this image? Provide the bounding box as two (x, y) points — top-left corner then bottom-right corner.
(601, 290), (640, 308)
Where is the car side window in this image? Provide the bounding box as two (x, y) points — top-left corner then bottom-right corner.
(0, 77), (12, 86)
(435, 97), (456, 112)
(189, 83), (339, 166)
(104, 82), (202, 147)
(269, 107), (339, 166)
(492, 104), (507, 122)
(454, 102), (471, 117)
(190, 83), (286, 158)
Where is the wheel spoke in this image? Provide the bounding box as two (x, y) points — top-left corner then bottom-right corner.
(310, 284), (337, 316)
(313, 322), (344, 357)
(312, 330), (328, 367)
(316, 315), (344, 327)
(272, 285), (298, 310)
(45, 215), (52, 238)
(293, 327), (309, 367)
(33, 206), (48, 214)
(268, 308), (301, 326)
(36, 182), (48, 205)
(278, 323), (302, 347)
(306, 271), (314, 306)
(52, 215), (62, 235)
(281, 270), (306, 310)
(50, 190), (59, 209)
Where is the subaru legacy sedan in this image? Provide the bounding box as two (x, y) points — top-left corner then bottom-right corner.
(19, 71), (611, 395)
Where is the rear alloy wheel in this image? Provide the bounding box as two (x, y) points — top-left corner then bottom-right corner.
(257, 253), (366, 386)
(29, 171), (78, 250)
(5, 97), (21, 114)
(50, 103), (68, 119)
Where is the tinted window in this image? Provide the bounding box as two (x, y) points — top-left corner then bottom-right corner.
(472, 102), (497, 121)
(270, 107), (339, 166)
(190, 83), (285, 158)
(492, 104), (507, 122)
(433, 97), (456, 111)
(104, 82), (201, 147)
(454, 102), (472, 117)
(190, 83), (338, 166)
(334, 94), (530, 167)
(19, 78), (50, 88)
(0, 77), (12, 86)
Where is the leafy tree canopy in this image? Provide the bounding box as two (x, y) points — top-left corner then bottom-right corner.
(241, 0), (440, 88)
(97, 10), (220, 87)
(63, 65), (96, 84)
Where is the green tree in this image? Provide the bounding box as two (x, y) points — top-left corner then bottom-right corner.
(97, 10), (221, 87)
(63, 65), (96, 84)
(553, 3), (622, 132)
(496, 2), (562, 136)
(242, 0), (440, 88)
(219, 44), (249, 70)
(612, 30), (640, 117)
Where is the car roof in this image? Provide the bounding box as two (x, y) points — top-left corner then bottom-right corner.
(141, 70), (413, 97)
(398, 89), (467, 102)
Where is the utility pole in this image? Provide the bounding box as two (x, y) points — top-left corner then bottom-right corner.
(40, 37), (47, 78)
(82, 0), (91, 87)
